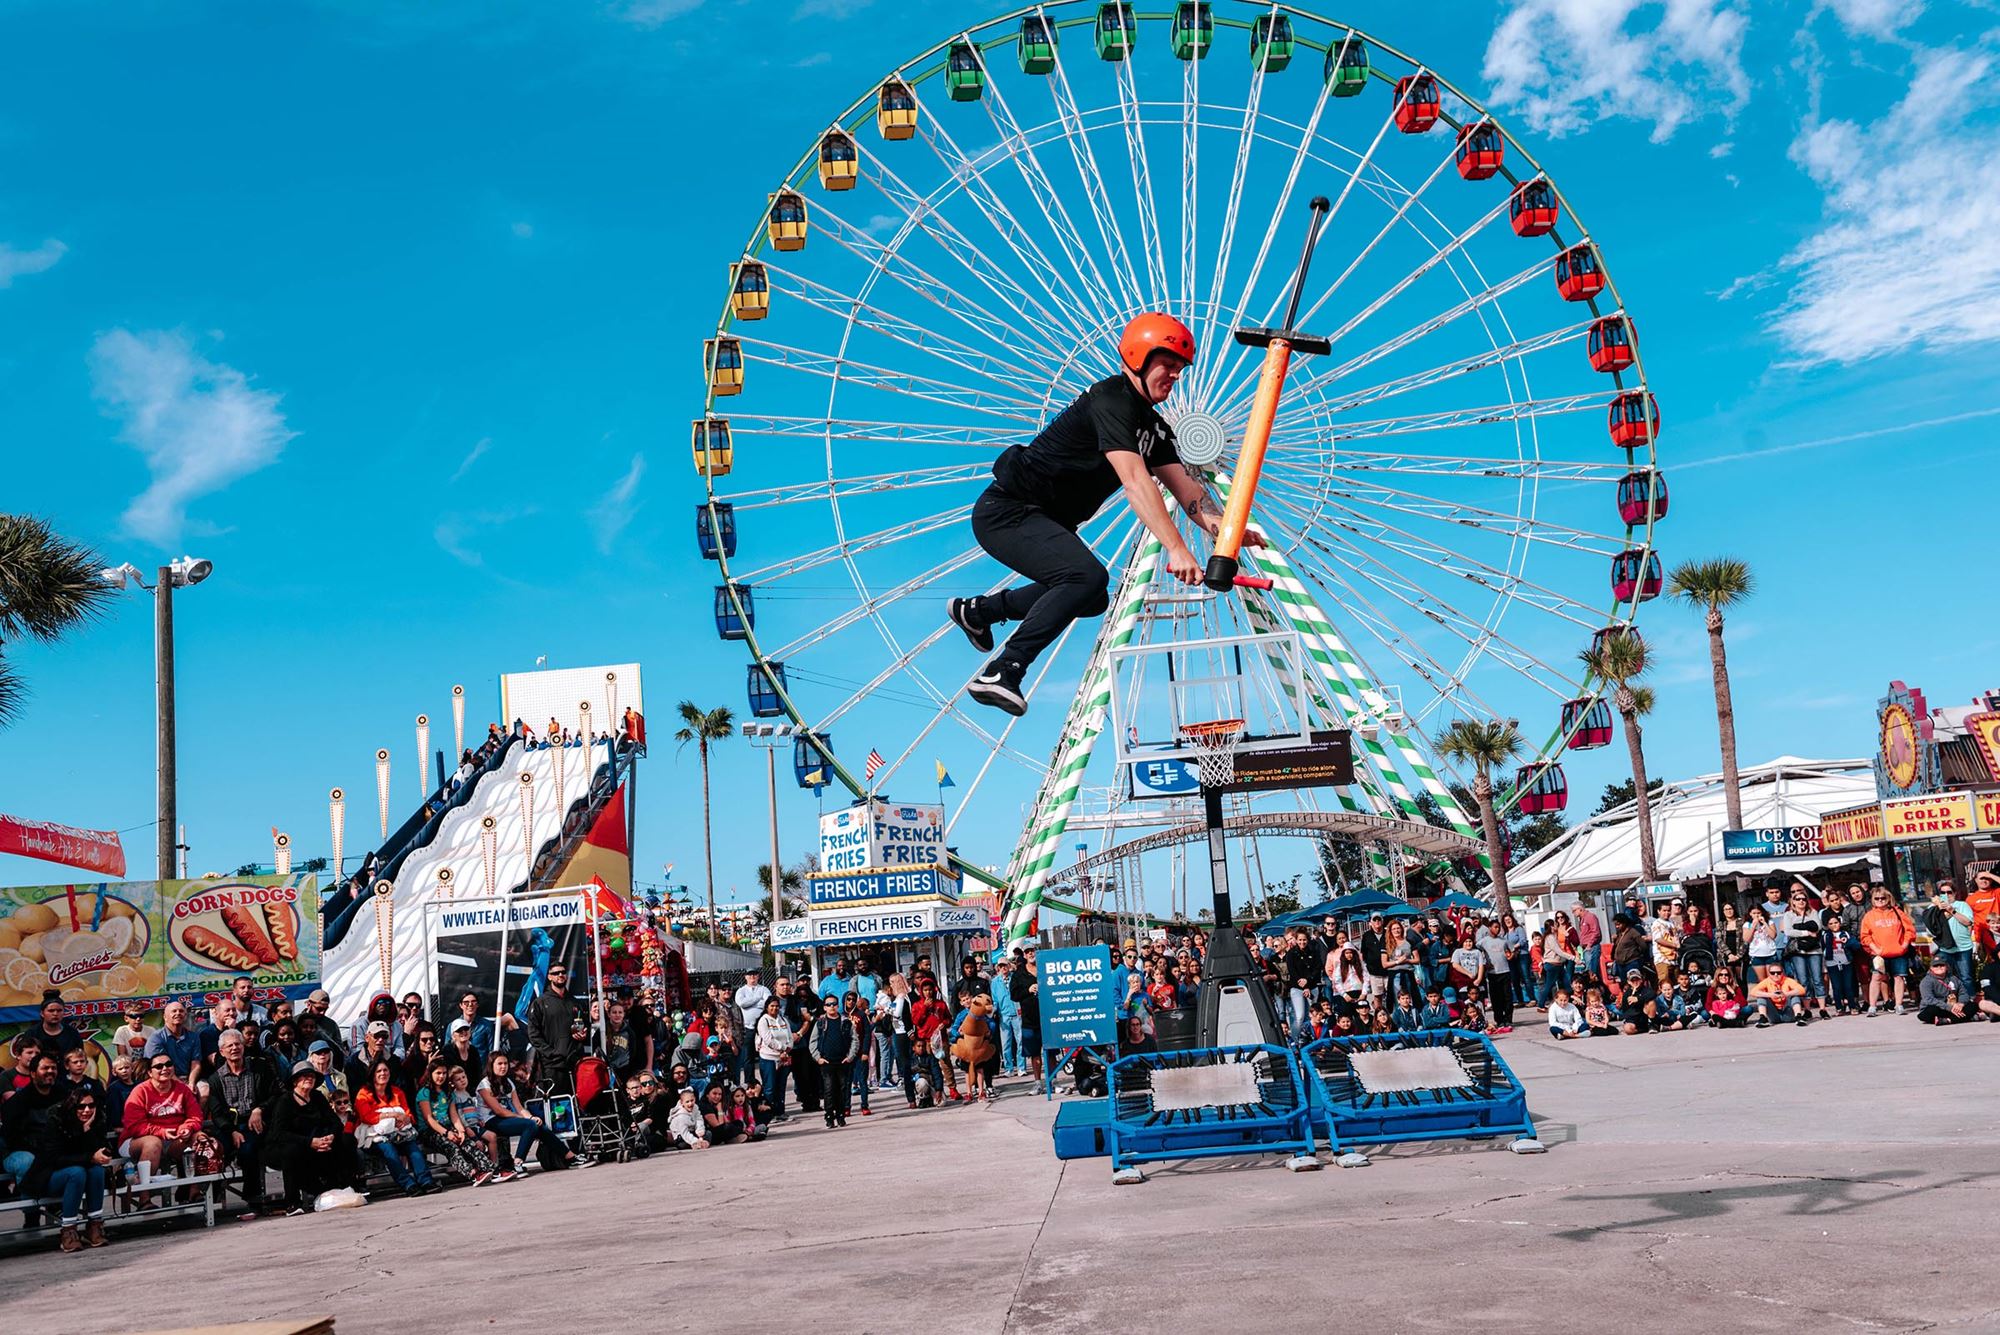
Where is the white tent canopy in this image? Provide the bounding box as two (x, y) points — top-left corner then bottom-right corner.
(1509, 757), (1879, 894)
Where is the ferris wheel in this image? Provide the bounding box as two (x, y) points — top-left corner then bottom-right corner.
(689, 2), (1665, 946)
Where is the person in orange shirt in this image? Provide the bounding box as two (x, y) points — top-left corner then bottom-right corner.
(354, 1058), (436, 1196)
(1859, 889), (1918, 1015)
(1748, 962), (1808, 1027)
(1967, 872), (2000, 955)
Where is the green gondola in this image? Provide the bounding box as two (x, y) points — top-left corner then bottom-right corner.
(946, 40), (985, 101)
(1019, 14), (1057, 74)
(1171, 1), (1213, 60)
(1324, 33), (1369, 96)
(1251, 14), (1294, 72)
(1094, 2), (1136, 61)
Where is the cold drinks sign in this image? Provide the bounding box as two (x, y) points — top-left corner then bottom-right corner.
(818, 799), (947, 873)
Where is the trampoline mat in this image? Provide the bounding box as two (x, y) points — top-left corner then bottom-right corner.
(1147, 1062), (1264, 1111)
(1346, 1047), (1475, 1094)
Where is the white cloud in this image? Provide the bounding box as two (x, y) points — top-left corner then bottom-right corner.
(1771, 45), (2000, 363)
(1820, 0), (1923, 38)
(451, 436), (491, 482)
(89, 329), (295, 544)
(609, 0), (704, 27)
(511, 220), (535, 239)
(588, 453), (645, 552)
(0, 239), (66, 288)
(1482, 0), (1750, 142)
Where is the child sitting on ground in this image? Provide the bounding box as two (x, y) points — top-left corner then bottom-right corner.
(1417, 986), (1451, 1031)
(1582, 987), (1617, 1037)
(1455, 988), (1488, 1034)
(1547, 987), (1585, 1039)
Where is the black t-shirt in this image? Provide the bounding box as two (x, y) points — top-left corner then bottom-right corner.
(991, 374), (1180, 527)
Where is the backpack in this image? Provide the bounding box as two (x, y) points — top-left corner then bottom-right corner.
(1922, 904), (1953, 944)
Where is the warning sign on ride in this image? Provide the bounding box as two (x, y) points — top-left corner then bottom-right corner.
(1038, 945), (1116, 1049)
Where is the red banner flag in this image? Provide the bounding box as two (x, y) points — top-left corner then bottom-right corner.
(0, 813), (127, 877)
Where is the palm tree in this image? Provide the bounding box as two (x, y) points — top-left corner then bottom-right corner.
(1669, 558), (1755, 862)
(673, 700), (735, 943)
(1434, 718), (1526, 905)
(1580, 631), (1660, 880)
(0, 516), (115, 728)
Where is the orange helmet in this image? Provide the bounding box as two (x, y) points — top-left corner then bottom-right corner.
(1118, 313), (1196, 374)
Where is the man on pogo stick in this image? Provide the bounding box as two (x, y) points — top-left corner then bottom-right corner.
(951, 313), (1262, 716)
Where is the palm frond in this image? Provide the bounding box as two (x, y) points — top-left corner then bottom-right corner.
(1433, 717), (1525, 770)
(1667, 557), (1755, 610)
(1578, 628), (1649, 685)
(0, 655), (24, 730)
(0, 514), (115, 643)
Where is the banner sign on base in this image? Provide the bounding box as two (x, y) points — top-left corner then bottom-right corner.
(818, 799), (947, 873)
(1721, 826), (1825, 860)
(805, 865), (957, 907)
(1037, 945), (1116, 1048)
(433, 894), (589, 937)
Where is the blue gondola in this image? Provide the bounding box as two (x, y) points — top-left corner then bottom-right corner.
(696, 502), (736, 560)
(747, 661), (788, 718)
(1514, 763), (1569, 815)
(1560, 697), (1614, 750)
(793, 731), (833, 789)
(713, 583), (754, 640)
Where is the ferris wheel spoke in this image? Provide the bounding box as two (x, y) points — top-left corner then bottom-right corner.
(1302, 472), (1628, 553)
(1108, 27), (1171, 307)
(944, 605), (1100, 839)
(735, 501), (975, 585)
(765, 260), (1054, 399)
(1179, 57), (1199, 322)
(1300, 254), (1546, 396)
(863, 152), (1101, 359)
(810, 206), (1076, 379)
(912, 89), (1121, 352)
(725, 416), (1013, 450)
(1189, 53), (1275, 402)
(1264, 392), (1613, 452)
(762, 543), (988, 662)
(1195, 76), (1334, 406)
(1037, 7), (1150, 312)
(1200, 67), (1421, 408)
(1231, 318), (1593, 427)
(717, 461), (993, 511)
(739, 336), (1045, 420)
(1260, 490), (1581, 704)
(977, 77), (1134, 340)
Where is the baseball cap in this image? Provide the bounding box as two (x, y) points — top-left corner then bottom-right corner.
(448, 1018), (471, 1034)
(308, 1039), (334, 1055)
(1624, 967), (1644, 978)
(367, 1020), (392, 1037)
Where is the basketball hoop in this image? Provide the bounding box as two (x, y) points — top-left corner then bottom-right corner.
(1180, 718), (1246, 789)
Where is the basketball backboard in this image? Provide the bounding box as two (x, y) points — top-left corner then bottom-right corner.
(1106, 631), (1318, 789)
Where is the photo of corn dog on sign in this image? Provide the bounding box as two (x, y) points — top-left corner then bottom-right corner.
(166, 880), (312, 984)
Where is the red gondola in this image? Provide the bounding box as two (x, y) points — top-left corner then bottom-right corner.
(1611, 549), (1662, 603)
(1587, 316), (1635, 373)
(1561, 697), (1614, 750)
(1455, 121), (1503, 179)
(1515, 763), (1569, 815)
(1590, 624), (1644, 661)
(1617, 469), (1669, 525)
(1554, 243), (1603, 302)
(1509, 179), (1559, 237)
(1394, 74), (1439, 133)
(1607, 389), (1659, 448)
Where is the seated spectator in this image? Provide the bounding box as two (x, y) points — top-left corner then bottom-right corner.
(1748, 963), (1808, 1028)
(699, 1083), (746, 1145)
(400, 1023), (442, 1091)
(1455, 990), (1488, 1034)
(105, 1056), (140, 1118)
(1547, 987), (1585, 1039)
(726, 1085), (767, 1142)
(2, 1052), (67, 1183)
(263, 1019), (306, 1072)
(448, 1066), (516, 1179)
(350, 995), (400, 1060)
(201, 1029), (278, 1219)
(354, 1058), (435, 1195)
(1618, 969), (1659, 1035)
(24, 1089), (112, 1252)
(625, 1073), (676, 1154)
(1416, 986), (1451, 1030)
(1655, 980), (1692, 1032)
(110, 1005), (155, 1068)
(143, 1000), (203, 1078)
(415, 1060), (498, 1186)
(1916, 957), (1970, 1026)
(1582, 987), (1617, 1037)
(346, 1022), (397, 1094)
(441, 1019), (485, 1085)
(476, 1052), (578, 1171)
(120, 1052), (203, 1197)
(1707, 971), (1747, 1028)
(267, 1061), (360, 1215)
(61, 1047), (107, 1104)
(666, 1088), (709, 1150)
(1388, 995), (1422, 1033)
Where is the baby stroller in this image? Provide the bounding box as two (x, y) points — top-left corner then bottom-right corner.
(573, 1057), (649, 1164)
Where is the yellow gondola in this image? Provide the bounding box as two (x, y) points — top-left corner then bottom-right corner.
(730, 261), (769, 321)
(705, 337), (743, 397)
(817, 130), (859, 192)
(692, 416), (734, 478)
(767, 190), (809, 251)
(878, 79), (918, 141)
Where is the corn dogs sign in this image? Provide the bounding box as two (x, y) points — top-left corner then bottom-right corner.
(0, 874), (320, 1023)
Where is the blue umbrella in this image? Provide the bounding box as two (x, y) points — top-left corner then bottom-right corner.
(1429, 891), (1491, 912)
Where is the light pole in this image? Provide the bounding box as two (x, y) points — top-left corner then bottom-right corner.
(102, 556), (213, 881)
(741, 722), (804, 932)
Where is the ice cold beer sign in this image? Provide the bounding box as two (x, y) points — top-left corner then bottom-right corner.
(818, 799), (947, 873)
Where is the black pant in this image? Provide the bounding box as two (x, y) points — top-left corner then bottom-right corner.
(276, 1135), (360, 1207)
(1488, 973), (1516, 1028)
(791, 1041), (822, 1111)
(971, 488), (1110, 670)
(820, 1060), (851, 1122)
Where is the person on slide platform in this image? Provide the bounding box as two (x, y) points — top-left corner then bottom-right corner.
(951, 313), (1262, 715)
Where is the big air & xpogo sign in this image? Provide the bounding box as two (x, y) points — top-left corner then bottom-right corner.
(818, 799), (947, 873)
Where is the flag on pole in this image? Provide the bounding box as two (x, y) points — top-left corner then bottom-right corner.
(865, 749), (885, 781)
(935, 760), (955, 789)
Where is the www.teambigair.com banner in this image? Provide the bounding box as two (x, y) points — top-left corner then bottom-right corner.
(0, 875), (321, 1023)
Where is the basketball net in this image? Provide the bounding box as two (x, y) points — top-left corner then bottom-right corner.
(1180, 718), (1246, 789)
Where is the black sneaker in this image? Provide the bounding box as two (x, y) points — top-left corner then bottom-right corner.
(949, 597), (994, 653)
(967, 659), (1026, 716)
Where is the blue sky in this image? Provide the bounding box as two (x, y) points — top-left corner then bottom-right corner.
(3, 0), (1997, 909)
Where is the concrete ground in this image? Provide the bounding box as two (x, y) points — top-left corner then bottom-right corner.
(7, 1016), (1999, 1334)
